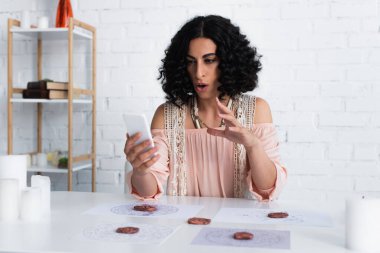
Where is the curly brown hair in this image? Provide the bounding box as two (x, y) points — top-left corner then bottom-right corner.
(158, 15), (262, 107)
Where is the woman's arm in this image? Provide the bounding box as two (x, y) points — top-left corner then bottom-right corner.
(245, 98), (277, 190)
(207, 97), (277, 191)
(125, 105), (165, 198)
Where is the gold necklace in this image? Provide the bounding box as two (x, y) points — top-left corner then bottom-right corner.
(190, 96), (233, 129)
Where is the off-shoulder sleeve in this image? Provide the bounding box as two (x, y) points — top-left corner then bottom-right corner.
(126, 129), (170, 200)
(245, 123), (287, 201)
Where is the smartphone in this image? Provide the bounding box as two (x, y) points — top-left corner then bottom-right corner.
(123, 113), (154, 151)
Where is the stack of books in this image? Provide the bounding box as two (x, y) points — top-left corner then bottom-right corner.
(23, 80), (69, 99)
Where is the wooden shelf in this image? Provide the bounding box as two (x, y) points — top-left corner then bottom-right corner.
(7, 18), (97, 192)
(11, 27), (92, 40)
(28, 161), (95, 174)
(11, 98), (93, 104)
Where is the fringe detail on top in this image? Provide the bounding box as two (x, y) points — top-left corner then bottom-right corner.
(164, 95), (256, 197)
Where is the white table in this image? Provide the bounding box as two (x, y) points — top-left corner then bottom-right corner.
(0, 191), (353, 253)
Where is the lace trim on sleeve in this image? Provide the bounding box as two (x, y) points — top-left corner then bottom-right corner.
(164, 103), (187, 196)
(233, 94), (256, 198)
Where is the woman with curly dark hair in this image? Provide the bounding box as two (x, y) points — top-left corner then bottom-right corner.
(125, 15), (287, 201)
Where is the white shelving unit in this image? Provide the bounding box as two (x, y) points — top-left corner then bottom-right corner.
(10, 98), (92, 104)
(28, 161), (96, 174)
(7, 18), (97, 191)
(10, 27), (93, 40)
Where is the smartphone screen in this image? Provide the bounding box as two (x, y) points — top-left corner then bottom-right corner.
(123, 113), (154, 149)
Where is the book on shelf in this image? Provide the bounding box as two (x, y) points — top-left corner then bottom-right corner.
(27, 80), (68, 90)
(22, 89), (68, 99)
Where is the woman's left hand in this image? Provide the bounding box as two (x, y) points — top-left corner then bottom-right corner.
(207, 97), (260, 150)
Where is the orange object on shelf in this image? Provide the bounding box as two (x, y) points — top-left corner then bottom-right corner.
(55, 0), (73, 28)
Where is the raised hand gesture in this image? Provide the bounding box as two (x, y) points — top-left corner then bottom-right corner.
(207, 98), (260, 150)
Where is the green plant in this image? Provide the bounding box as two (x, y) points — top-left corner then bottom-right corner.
(58, 157), (68, 168)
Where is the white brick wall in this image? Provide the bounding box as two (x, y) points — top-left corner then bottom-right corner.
(1, 0), (380, 200)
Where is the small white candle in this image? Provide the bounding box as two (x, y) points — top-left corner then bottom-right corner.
(0, 155), (27, 191)
(31, 175), (51, 216)
(37, 16), (49, 29)
(0, 178), (19, 221)
(26, 154), (31, 168)
(37, 153), (47, 167)
(21, 10), (30, 29)
(346, 197), (380, 253)
(31, 154), (37, 166)
(20, 187), (42, 222)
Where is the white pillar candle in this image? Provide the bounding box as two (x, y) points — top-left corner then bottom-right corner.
(37, 16), (49, 29)
(26, 154), (31, 168)
(346, 197), (380, 253)
(31, 154), (37, 166)
(37, 153), (47, 167)
(0, 155), (27, 191)
(20, 187), (42, 222)
(21, 10), (30, 29)
(31, 175), (50, 216)
(0, 178), (19, 221)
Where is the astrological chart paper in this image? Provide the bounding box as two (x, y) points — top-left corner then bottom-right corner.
(191, 227), (290, 249)
(76, 222), (178, 245)
(83, 201), (204, 219)
(213, 208), (332, 227)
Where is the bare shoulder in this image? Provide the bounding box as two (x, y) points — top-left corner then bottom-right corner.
(254, 97), (273, 124)
(151, 103), (165, 129)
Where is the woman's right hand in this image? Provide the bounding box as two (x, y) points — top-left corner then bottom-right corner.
(124, 132), (160, 176)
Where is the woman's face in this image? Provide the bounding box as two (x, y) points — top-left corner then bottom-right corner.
(186, 37), (220, 99)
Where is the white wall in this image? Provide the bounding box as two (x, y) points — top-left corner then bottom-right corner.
(1, 0), (380, 200)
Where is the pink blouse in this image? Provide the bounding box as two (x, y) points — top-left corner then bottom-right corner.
(127, 123), (287, 201)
